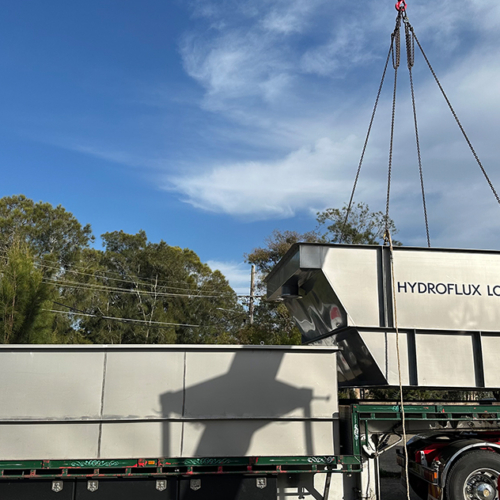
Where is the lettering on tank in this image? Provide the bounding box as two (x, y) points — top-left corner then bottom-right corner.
(397, 282), (500, 297)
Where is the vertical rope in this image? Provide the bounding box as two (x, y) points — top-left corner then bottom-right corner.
(387, 232), (410, 500)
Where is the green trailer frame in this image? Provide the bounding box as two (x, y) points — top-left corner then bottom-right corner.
(2, 403), (500, 481)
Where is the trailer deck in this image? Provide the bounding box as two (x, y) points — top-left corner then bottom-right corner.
(2, 402), (498, 479)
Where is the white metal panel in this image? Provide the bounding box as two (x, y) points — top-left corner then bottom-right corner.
(481, 336), (500, 388)
(0, 424), (100, 460)
(181, 420), (336, 457)
(393, 250), (500, 332)
(322, 247), (381, 328)
(0, 351), (104, 418)
(416, 333), (476, 387)
(184, 349), (338, 419)
(103, 351), (185, 418)
(359, 331), (410, 386)
(99, 422), (183, 459)
(0, 345), (339, 460)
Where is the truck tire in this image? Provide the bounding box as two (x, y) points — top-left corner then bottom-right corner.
(445, 450), (500, 500)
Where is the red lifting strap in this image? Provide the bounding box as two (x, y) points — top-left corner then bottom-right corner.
(395, 0), (407, 11)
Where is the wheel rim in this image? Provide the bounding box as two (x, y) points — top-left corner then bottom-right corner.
(463, 467), (499, 500)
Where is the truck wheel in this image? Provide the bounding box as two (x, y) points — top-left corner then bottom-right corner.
(445, 450), (500, 500)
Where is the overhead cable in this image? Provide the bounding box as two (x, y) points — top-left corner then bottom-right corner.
(42, 277), (232, 299)
(35, 261), (227, 294)
(45, 308), (200, 328)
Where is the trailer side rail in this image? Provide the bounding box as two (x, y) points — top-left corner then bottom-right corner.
(0, 455), (362, 480)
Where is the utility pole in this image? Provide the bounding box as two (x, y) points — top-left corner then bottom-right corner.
(249, 265), (255, 325)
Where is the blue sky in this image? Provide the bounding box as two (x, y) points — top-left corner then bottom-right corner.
(1, 0), (500, 293)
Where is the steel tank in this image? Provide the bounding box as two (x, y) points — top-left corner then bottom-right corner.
(0, 344), (338, 461)
(266, 243), (500, 388)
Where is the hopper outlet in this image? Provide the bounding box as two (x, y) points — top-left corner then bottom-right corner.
(265, 243), (500, 389)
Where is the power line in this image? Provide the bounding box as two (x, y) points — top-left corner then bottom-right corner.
(35, 261), (228, 294)
(42, 277), (234, 299)
(0, 249), (244, 297)
(45, 308), (200, 328)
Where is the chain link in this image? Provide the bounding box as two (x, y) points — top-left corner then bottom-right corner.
(341, 13), (403, 244)
(385, 12), (403, 238)
(405, 20), (430, 247)
(405, 18), (414, 68)
(392, 18), (401, 70)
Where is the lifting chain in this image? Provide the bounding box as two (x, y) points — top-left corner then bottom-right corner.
(404, 18), (414, 68)
(343, 0), (500, 249)
(411, 27), (500, 207)
(405, 18), (430, 246)
(340, 11), (403, 244)
(339, 45), (393, 243)
(385, 10), (403, 237)
(395, 0), (407, 11)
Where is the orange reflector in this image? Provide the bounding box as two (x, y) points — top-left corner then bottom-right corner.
(423, 469), (438, 484)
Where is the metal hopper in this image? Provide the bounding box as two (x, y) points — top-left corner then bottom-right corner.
(266, 243), (500, 389)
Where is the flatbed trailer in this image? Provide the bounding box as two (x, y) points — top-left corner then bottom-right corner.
(3, 402), (500, 499)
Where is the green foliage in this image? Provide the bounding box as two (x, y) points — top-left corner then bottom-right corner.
(317, 202), (400, 245)
(0, 195), (243, 345)
(0, 242), (55, 343)
(0, 195), (400, 348)
(246, 230), (320, 275)
(74, 230), (243, 344)
(0, 195), (94, 266)
(0, 195), (96, 343)
(237, 302), (302, 345)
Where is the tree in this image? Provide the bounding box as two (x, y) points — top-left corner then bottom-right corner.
(0, 196), (243, 346)
(74, 230), (244, 345)
(246, 230), (320, 275)
(244, 203), (398, 345)
(0, 195), (94, 267)
(317, 202), (400, 245)
(0, 241), (56, 343)
(0, 195), (96, 343)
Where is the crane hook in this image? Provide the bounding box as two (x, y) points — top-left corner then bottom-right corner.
(395, 0), (407, 11)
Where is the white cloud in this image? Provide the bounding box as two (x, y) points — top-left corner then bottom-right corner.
(260, 0), (326, 35)
(167, 135), (386, 219)
(53, 0), (496, 253)
(300, 22), (376, 77)
(180, 30), (291, 109)
(168, 32), (500, 248)
(207, 260), (251, 294)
